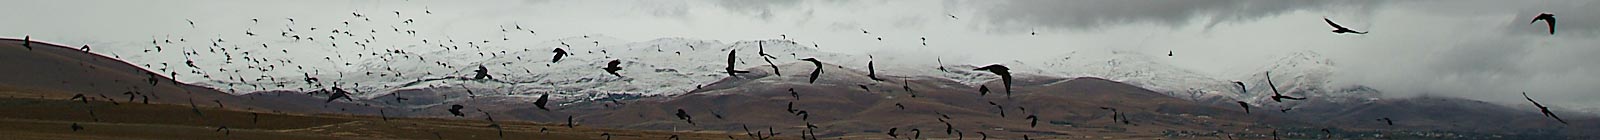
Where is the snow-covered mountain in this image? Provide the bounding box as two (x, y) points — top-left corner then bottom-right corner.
(1023, 50), (1380, 106)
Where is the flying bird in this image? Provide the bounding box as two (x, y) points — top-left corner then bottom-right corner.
(1026, 114), (1039, 127)
(724, 50), (751, 77)
(676, 109), (695, 125)
(789, 88), (800, 100)
(887, 128), (899, 138)
(1324, 17), (1368, 34)
(1265, 72), (1305, 102)
(1377, 117), (1394, 126)
(1237, 101), (1251, 114)
(448, 104), (465, 117)
(534, 93), (551, 111)
(1531, 13), (1556, 35)
(552, 48), (569, 63)
(22, 35), (31, 50)
(1231, 80), (1246, 93)
(866, 56), (884, 81)
(979, 85), (990, 96)
(1524, 92), (1568, 124)
(603, 60), (623, 77)
(974, 64), (1013, 95)
(473, 65), (493, 80)
(800, 58), (823, 83)
(71, 123), (83, 131)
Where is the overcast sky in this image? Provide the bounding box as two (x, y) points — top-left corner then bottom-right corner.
(2, 0), (1597, 110)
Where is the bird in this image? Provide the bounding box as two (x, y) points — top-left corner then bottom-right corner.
(215, 126), (230, 135)
(911, 128), (922, 139)
(552, 48), (569, 63)
(22, 35), (32, 50)
(1026, 114), (1039, 127)
(676, 109), (695, 125)
(1265, 72), (1305, 102)
(448, 104), (465, 117)
(601, 133), (612, 140)
(1377, 117), (1394, 126)
(800, 58), (823, 83)
(473, 65), (493, 80)
(1324, 17), (1368, 34)
(886, 128), (899, 138)
(866, 56), (884, 81)
(948, 14), (958, 19)
(973, 64), (1013, 95)
(758, 42), (780, 75)
(789, 88), (800, 100)
(1167, 51), (1173, 57)
(534, 93), (550, 111)
(1524, 92), (1568, 124)
(979, 85), (990, 96)
(1231, 80), (1246, 93)
(977, 132), (988, 140)
(186, 19), (196, 28)
(324, 87), (352, 103)
(724, 50), (751, 77)
(1531, 13), (1556, 35)
(989, 101), (1006, 117)
(1237, 101), (1251, 114)
(895, 103), (906, 110)
(71, 123), (83, 131)
(603, 60), (623, 77)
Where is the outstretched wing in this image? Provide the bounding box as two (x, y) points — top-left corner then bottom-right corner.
(1546, 18), (1556, 35)
(1325, 18), (1348, 30)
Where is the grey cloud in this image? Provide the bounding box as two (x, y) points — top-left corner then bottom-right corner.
(712, 0), (805, 20)
(978, 0), (1384, 32)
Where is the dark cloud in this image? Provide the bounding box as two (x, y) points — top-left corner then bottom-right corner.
(978, 0), (1384, 31)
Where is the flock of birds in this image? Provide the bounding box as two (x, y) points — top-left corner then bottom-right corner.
(10, 5), (1573, 140)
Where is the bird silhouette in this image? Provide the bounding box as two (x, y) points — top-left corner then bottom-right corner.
(1265, 72), (1305, 102)
(71, 123), (83, 131)
(1531, 13), (1556, 35)
(911, 128), (922, 139)
(866, 56), (884, 81)
(22, 35), (32, 50)
(1324, 17), (1368, 34)
(895, 103), (906, 110)
(758, 42), (780, 76)
(534, 93), (550, 111)
(1026, 114), (1039, 127)
(1377, 117), (1394, 126)
(676, 109), (695, 125)
(979, 85), (990, 96)
(324, 87), (352, 103)
(789, 88), (800, 100)
(974, 64), (1013, 95)
(1237, 101), (1251, 114)
(1231, 80), (1246, 93)
(473, 65), (493, 80)
(724, 50), (751, 77)
(887, 127), (899, 138)
(448, 104), (465, 117)
(214, 126), (230, 135)
(603, 60), (623, 77)
(800, 58), (822, 83)
(601, 133), (612, 140)
(977, 132), (988, 140)
(1524, 92), (1568, 124)
(552, 48), (569, 63)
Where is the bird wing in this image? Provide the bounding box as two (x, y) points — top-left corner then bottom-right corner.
(1325, 18), (1348, 30)
(1523, 92), (1545, 108)
(1546, 18), (1556, 35)
(608, 60), (621, 67)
